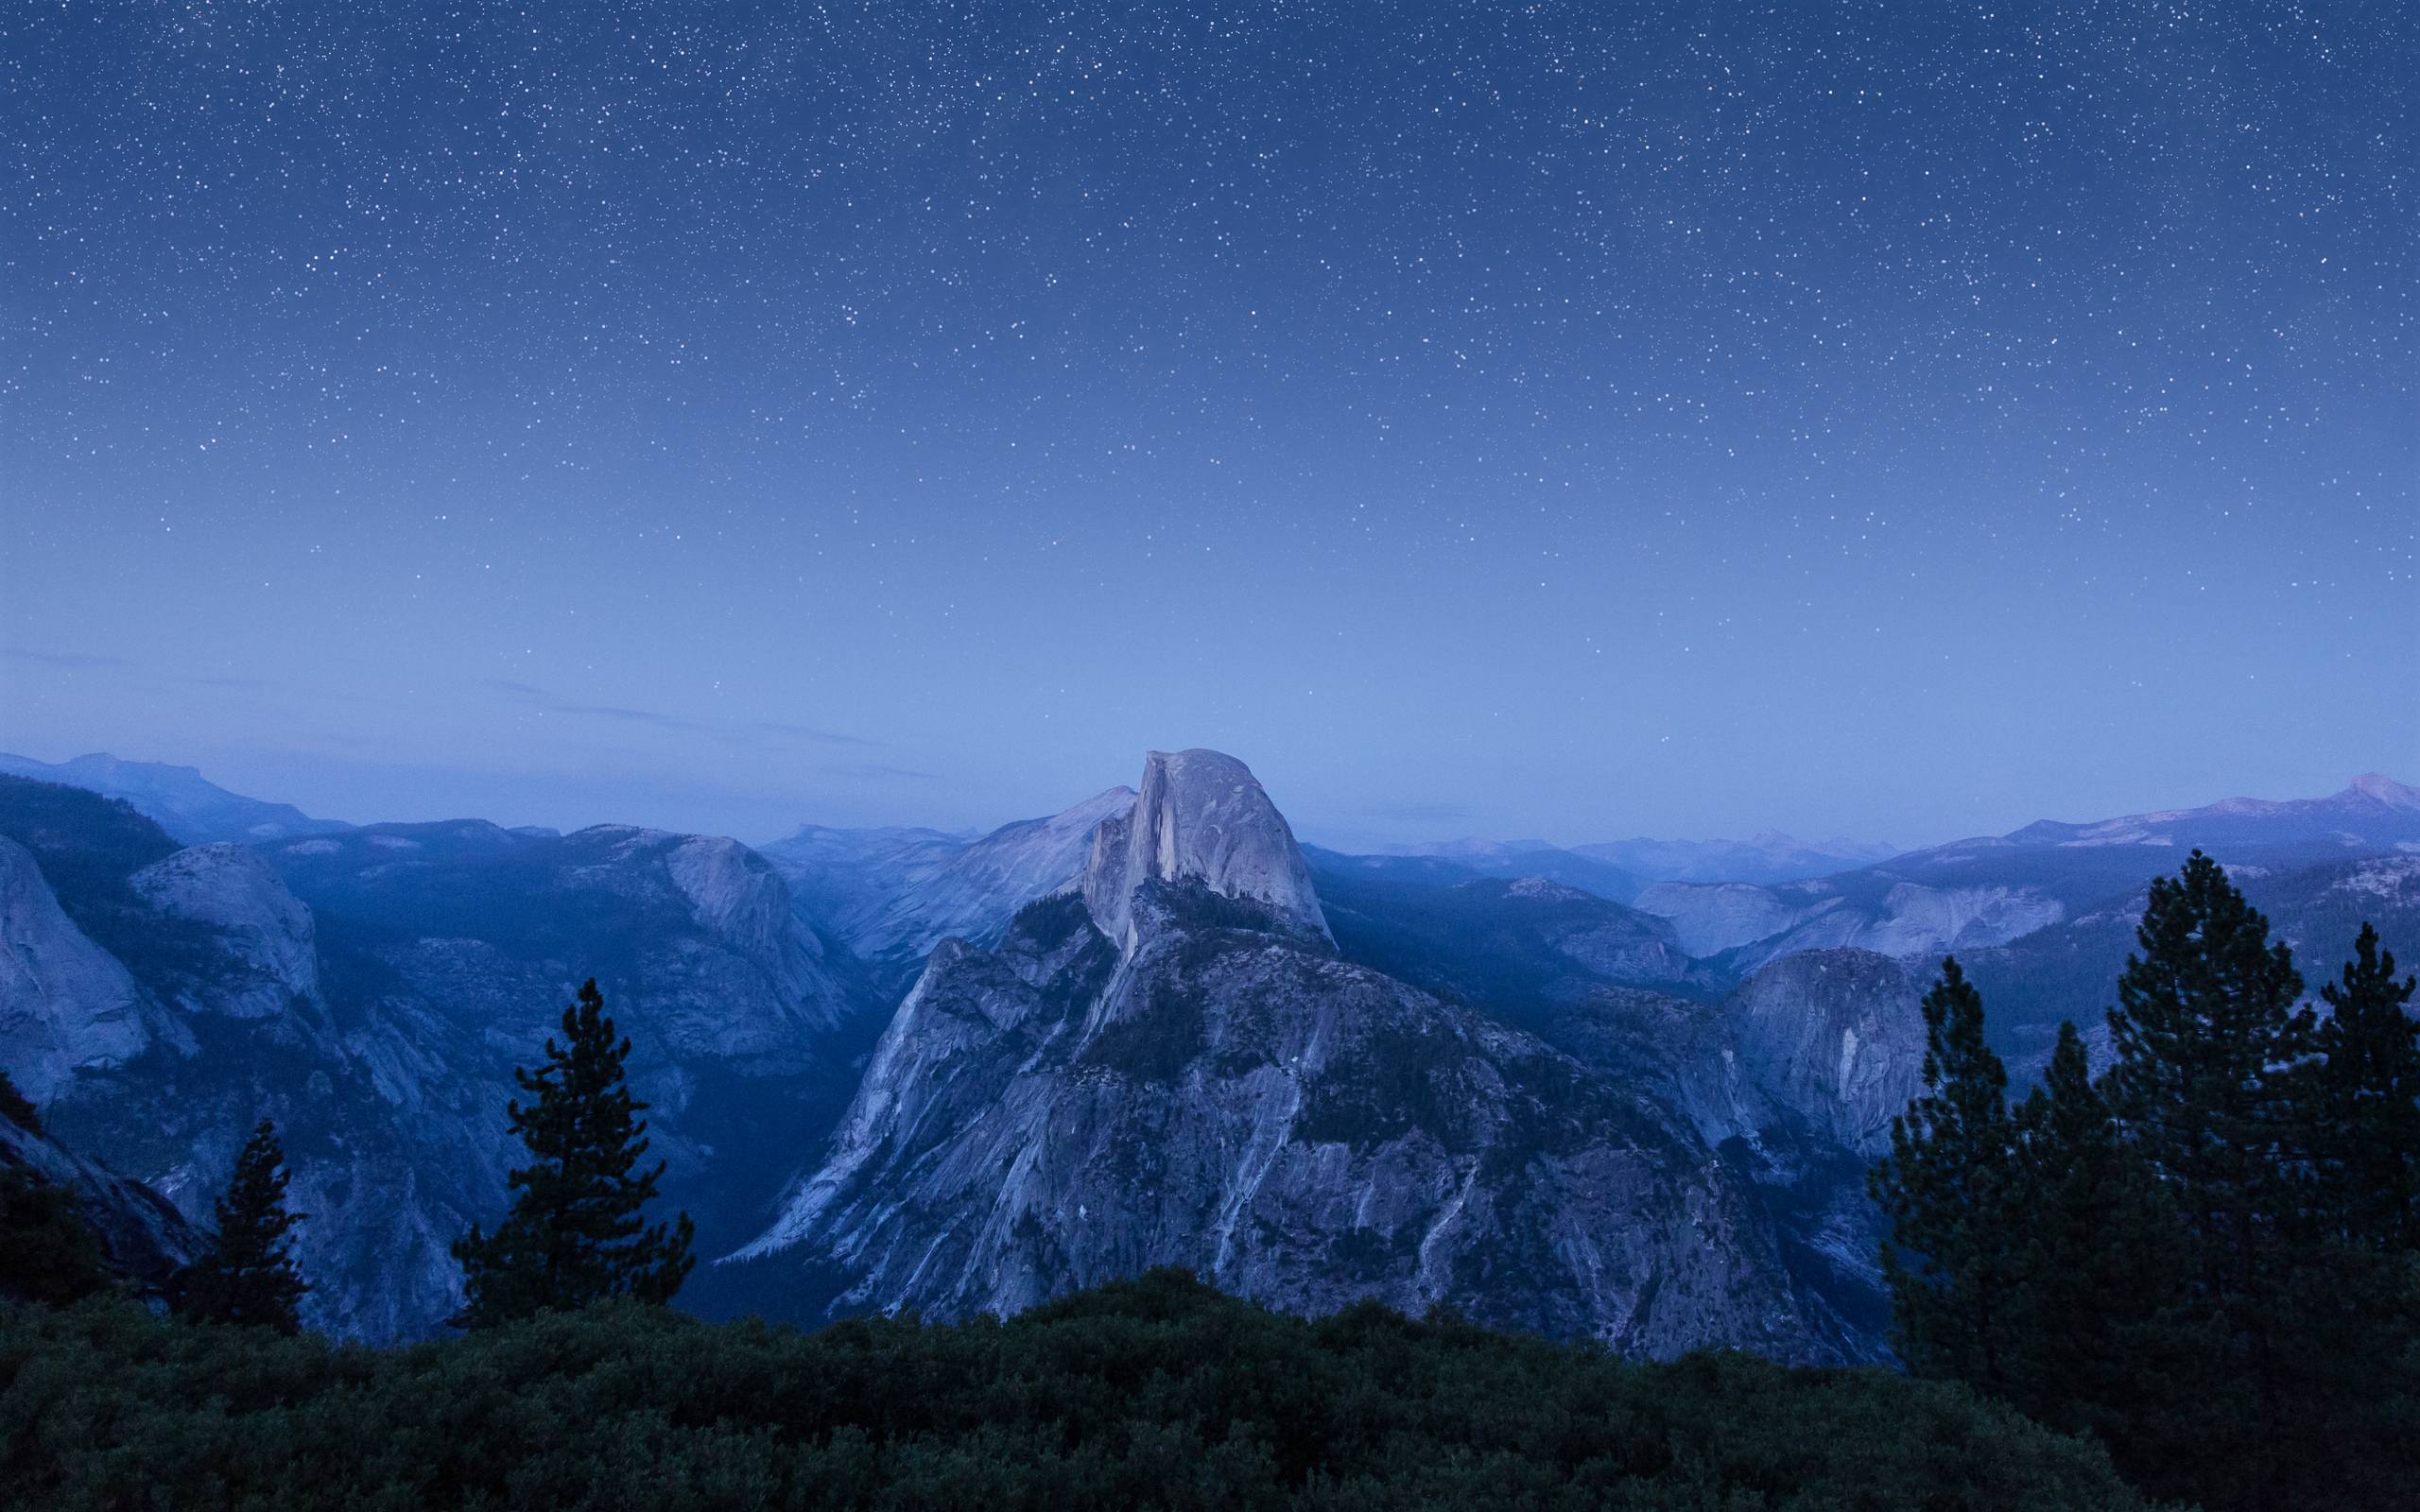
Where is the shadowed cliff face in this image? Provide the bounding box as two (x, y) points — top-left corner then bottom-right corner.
(729, 753), (1871, 1362)
(1, 1107), (199, 1298)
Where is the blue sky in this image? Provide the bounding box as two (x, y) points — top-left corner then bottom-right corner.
(4, 2), (2411, 845)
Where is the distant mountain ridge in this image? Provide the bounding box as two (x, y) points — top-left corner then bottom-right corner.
(1633, 772), (2420, 984)
(761, 787), (1135, 990)
(1573, 833), (1901, 886)
(0, 751), (349, 846)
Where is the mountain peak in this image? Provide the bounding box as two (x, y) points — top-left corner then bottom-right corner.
(2349, 772), (2420, 810)
(1081, 749), (1328, 948)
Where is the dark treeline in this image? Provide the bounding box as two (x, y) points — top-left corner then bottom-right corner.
(1874, 850), (2420, 1511)
(2, 1271), (2152, 1511)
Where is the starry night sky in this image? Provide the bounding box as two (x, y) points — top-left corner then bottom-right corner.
(3, 2), (2412, 846)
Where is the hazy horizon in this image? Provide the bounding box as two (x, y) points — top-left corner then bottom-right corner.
(3, 732), (2412, 860)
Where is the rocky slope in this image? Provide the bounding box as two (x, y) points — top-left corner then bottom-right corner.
(1, 1102), (199, 1297)
(728, 752), (1870, 1361)
(0, 780), (879, 1340)
(1312, 864), (1713, 1011)
(1720, 950), (1926, 1157)
(0, 835), (178, 1103)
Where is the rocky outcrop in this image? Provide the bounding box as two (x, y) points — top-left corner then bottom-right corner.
(0, 837), (169, 1103)
(1083, 750), (1328, 950)
(131, 843), (321, 1017)
(1723, 950), (1926, 1156)
(1632, 881), (1813, 958)
(731, 881), (1841, 1359)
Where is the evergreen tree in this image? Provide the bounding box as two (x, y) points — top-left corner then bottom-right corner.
(2100, 851), (2311, 1507)
(1868, 956), (2022, 1390)
(2306, 923), (2420, 1251)
(170, 1119), (309, 1334)
(451, 978), (694, 1328)
(2103, 851), (2308, 1282)
(2002, 1022), (2204, 1486)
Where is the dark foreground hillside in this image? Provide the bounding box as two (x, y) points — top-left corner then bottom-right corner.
(0, 1270), (2151, 1512)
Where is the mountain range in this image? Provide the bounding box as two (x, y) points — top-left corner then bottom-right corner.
(3, 748), (2414, 1355)
(0, 751), (351, 846)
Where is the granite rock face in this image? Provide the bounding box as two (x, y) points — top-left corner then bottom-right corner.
(1, 1106), (199, 1297)
(1723, 949), (1927, 1157)
(131, 843), (322, 1018)
(733, 752), (1857, 1361)
(1634, 877), (2064, 969)
(732, 882), (1842, 1359)
(1083, 750), (1328, 950)
(0, 836), (171, 1102)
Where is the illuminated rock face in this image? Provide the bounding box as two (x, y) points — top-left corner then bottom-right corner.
(732, 754), (1866, 1365)
(1083, 749), (1329, 952)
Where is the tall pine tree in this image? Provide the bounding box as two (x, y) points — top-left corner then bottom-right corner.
(2001, 1022), (2203, 1486)
(2100, 851), (2310, 1508)
(1868, 956), (2022, 1390)
(451, 978), (695, 1328)
(2104, 851), (2308, 1280)
(170, 1119), (309, 1334)
(2305, 923), (2420, 1251)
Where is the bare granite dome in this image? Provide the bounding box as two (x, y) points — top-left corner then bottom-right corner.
(1081, 749), (1328, 948)
(131, 843), (321, 1017)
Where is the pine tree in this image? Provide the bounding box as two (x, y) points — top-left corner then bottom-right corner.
(2001, 1022), (2203, 1484)
(2103, 852), (2308, 1277)
(1868, 956), (2022, 1390)
(170, 1119), (309, 1334)
(2306, 923), (2420, 1252)
(2100, 851), (2311, 1507)
(451, 978), (695, 1328)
